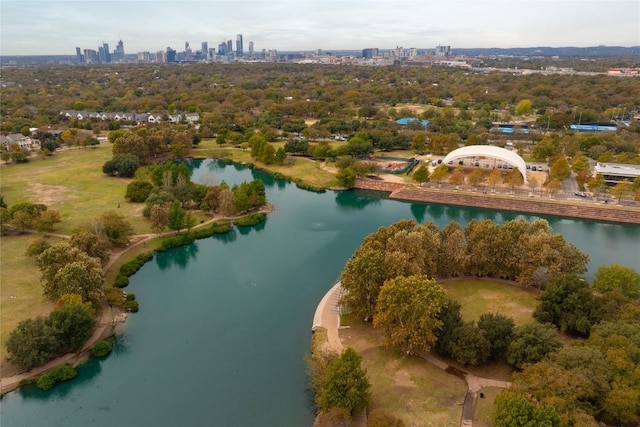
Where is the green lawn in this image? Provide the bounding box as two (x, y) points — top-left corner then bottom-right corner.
(440, 279), (540, 326)
(0, 234), (59, 362)
(0, 145), (151, 235)
(473, 386), (502, 427)
(340, 319), (467, 426)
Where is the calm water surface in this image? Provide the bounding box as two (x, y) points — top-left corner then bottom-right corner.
(2, 159), (639, 427)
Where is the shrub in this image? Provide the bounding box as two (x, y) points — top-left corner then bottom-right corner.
(90, 340), (113, 358)
(123, 300), (139, 313)
(25, 237), (52, 257)
(37, 364), (77, 390)
(235, 212), (266, 227)
(125, 181), (154, 202)
(119, 252), (154, 278)
(114, 274), (129, 288)
(158, 233), (195, 251)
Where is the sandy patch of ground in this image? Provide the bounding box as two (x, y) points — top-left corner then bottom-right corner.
(304, 118), (318, 125)
(29, 183), (76, 205)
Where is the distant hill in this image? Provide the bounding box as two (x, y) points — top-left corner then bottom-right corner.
(451, 46), (640, 57)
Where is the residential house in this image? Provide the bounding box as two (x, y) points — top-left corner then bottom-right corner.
(1, 133), (34, 151)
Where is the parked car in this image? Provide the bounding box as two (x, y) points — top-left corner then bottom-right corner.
(574, 192), (588, 198)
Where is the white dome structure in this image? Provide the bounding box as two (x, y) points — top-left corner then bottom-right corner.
(442, 145), (528, 183)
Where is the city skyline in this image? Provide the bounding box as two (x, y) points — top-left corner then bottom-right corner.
(1, 0), (638, 56)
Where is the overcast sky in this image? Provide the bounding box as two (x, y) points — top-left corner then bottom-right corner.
(1, 0), (639, 55)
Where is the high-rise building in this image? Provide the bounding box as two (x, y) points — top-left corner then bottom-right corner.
(156, 50), (166, 63)
(362, 48), (378, 59)
(435, 45), (451, 57)
(75, 47), (83, 63)
(218, 41), (227, 55)
(113, 40), (125, 62)
(227, 39), (233, 54)
(166, 47), (176, 63)
(248, 41), (254, 57)
(98, 45), (107, 62)
(201, 41), (208, 59)
(103, 43), (111, 62)
(236, 34), (243, 57)
(185, 41), (191, 54)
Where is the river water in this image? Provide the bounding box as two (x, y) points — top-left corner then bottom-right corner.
(1, 159), (639, 427)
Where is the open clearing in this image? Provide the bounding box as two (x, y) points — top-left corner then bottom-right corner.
(0, 234), (61, 362)
(0, 145), (151, 235)
(440, 279), (539, 326)
(340, 319), (466, 426)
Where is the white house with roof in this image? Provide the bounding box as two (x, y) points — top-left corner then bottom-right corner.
(185, 113), (200, 123)
(1, 134), (34, 151)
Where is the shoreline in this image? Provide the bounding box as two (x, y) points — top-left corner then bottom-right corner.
(0, 206), (273, 396)
(353, 178), (640, 225)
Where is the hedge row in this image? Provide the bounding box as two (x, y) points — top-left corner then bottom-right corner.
(114, 251), (154, 288)
(37, 364), (77, 391)
(157, 221), (232, 252)
(235, 213), (267, 227)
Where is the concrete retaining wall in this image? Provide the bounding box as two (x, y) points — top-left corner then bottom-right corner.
(353, 179), (640, 225)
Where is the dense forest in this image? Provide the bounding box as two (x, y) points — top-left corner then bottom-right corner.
(2, 63), (639, 165)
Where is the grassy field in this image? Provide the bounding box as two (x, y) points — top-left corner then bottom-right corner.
(473, 386), (502, 427)
(340, 319), (467, 426)
(0, 234), (60, 362)
(440, 279), (539, 326)
(0, 145), (151, 235)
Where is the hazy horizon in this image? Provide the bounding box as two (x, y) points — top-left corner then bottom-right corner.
(1, 1), (638, 56)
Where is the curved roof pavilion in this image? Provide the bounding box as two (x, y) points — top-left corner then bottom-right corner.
(442, 145), (528, 184)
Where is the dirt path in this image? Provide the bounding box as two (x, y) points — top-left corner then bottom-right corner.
(313, 282), (511, 427)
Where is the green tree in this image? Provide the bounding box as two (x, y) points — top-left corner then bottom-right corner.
(374, 275), (447, 354)
(411, 164), (429, 186)
(587, 174), (607, 199)
(450, 321), (491, 366)
(48, 301), (96, 350)
(125, 180), (154, 202)
(98, 211), (134, 246)
(437, 221), (467, 277)
(430, 164), (448, 185)
(550, 156), (571, 182)
(167, 200), (186, 231)
(515, 99), (533, 116)
(570, 153), (591, 184)
(336, 167), (357, 188)
(274, 147), (287, 164)
(533, 274), (601, 336)
(317, 347), (370, 413)
(507, 323), (562, 369)
(38, 244), (104, 301)
(434, 299), (463, 357)
(593, 264), (640, 300)
(477, 312), (515, 359)
(69, 229), (111, 264)
(610, 180), (633, 203)
(35, 210), (61, 232)
(493, 389), (561, 427)
(6, 316), (59, 370)
(150, 203), (170, 234)
(340, 248), (386, 321)
(467, 168), (484, 189)
(411, 132), (426, 152)
(102, 153), (140, 177)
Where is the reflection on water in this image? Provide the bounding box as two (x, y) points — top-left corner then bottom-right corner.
(2, 158), (638, 427)
(155, 242), (199, 270)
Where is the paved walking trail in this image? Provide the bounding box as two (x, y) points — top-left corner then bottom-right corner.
(312, 282), (511, 427)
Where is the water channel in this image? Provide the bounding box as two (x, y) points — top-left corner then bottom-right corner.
(1, 159), (639, 427)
